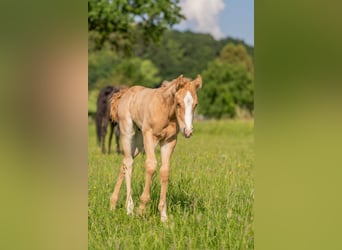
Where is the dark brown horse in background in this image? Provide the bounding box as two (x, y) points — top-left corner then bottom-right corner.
(95, 86), (121, 154)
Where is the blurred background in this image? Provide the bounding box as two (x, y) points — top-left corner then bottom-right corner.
(88, 0), (254, 120)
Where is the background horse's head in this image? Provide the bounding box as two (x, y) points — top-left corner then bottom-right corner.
(174, 75), (202, 138)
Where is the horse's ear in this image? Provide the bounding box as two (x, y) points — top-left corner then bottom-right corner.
(162, 75), (183, 97)
(175, 74), (186, 91)
(161, 80), (170, 87)
(193, 74), (202, 89)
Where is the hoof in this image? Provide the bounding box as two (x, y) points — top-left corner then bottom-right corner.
(110, 197), (117, 210)
(126, 209), (134, 216)
(161, 215), (168, 222)
(126, 198), (134, 215)
(138, 205), (146, 216)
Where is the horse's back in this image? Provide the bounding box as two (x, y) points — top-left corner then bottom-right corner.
(119, 86), (154, 109)
(129, 85), (146, 93)
(117, 86), (145, 121)
(118, 86), (159, 130)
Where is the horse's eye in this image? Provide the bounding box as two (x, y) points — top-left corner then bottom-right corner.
(194, 103), (198, 108)
(176, 103), (181, 108)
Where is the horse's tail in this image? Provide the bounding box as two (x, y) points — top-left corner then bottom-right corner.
(110, 87), (129, 122)
(95, 86), (114, 145)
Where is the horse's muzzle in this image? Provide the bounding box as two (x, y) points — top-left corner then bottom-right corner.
(184, 128), (193, 138)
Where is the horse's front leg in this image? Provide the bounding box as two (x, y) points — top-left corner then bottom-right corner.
(138, 130), (158, 215)
(159, 138), (177, 222)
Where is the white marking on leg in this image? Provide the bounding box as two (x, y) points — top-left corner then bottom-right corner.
(159, 201), (168, 222)
(183, 91), (194, 131)
(127, 195), (134, 215)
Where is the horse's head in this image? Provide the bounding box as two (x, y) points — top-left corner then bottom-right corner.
(173, 75), (202, 138)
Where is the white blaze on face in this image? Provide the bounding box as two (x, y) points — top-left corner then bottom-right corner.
(183, 91), (194, 131)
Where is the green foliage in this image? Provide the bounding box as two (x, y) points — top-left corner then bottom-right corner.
(88, 25), (254, 119)
(88, 49), (119, 90)
(115, 57), (161, 87)
(196, 42), (254, 119)
(219, 43), (254, 74)
(88, 89), (98, 115)
(88, 49), (161, 90)
(88, 120), (254, 249)
(199, 61), (254, 118)
(88, 0), (184, 54)
(87, 0), (254, 119)
(135, 30), (254, 81)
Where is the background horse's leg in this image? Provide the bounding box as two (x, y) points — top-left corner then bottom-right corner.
(101, 118), (109, 154)
(159, 138), (177, 222)
(138, 131), (159, 215)
(95, 113), (102, 146)
(108, 121), (114, 154)
(132, 128), (143, 157)
(115, 123), (121, 154)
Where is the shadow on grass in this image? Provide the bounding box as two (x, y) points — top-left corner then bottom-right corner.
(145, 176), (205, 215)
(110, 175), (205, 217)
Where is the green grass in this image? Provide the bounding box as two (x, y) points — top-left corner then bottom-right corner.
(88, 119), (254, 249)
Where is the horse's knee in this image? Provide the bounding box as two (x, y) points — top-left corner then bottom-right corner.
(122, 157), (133, 171)
(145, 159), (157, 175)
(160, 165), (170, 183)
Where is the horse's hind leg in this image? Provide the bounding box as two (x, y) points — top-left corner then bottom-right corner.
(110, 161), (125, 210)
(110, 119), (135, 215)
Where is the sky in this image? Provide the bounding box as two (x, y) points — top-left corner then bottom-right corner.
(174, 0), (254, 46)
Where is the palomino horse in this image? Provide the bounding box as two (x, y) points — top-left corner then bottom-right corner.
(109, 75), (202, 222)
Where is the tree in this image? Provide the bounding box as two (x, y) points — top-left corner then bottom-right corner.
(219, 43), (254, 74)
(88, 49), (120, 90)
(198, 61), (254, 118)
(134, 30), (254, 81)
(197, 43), (254, 118)
(114, 57), (161, 87)
(88, 48), (161, 90)
(88, 0), (184, 54)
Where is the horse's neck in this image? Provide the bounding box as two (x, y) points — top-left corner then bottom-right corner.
(161, 85), (177, 121)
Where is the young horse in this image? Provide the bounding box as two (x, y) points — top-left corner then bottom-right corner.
(95, 86), (121, 154)
(109, 75), (202, 222)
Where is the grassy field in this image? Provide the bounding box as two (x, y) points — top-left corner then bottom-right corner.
(88, 119), (254, 249)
